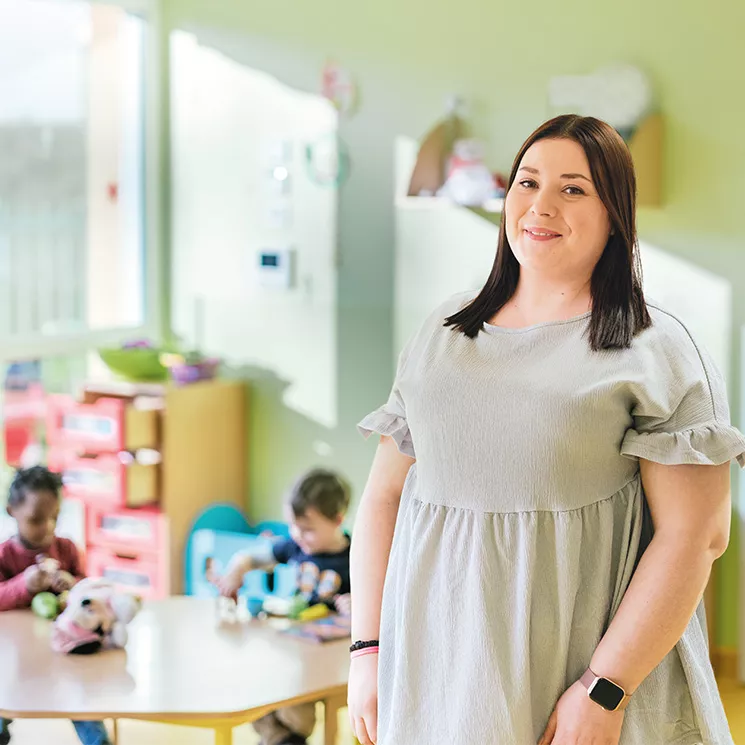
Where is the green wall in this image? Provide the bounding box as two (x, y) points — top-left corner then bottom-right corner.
(162, 0), (745, 649)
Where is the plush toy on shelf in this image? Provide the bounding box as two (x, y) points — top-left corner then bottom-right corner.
(437, 139), (498, 207)
(51, 578), (142, 655)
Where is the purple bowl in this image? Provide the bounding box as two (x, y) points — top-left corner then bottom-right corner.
(169, 358), (220, 386)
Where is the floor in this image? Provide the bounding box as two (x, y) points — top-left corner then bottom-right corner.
(7, 682), (745, 743)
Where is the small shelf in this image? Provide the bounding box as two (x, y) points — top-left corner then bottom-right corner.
(396, 195), (503, 227)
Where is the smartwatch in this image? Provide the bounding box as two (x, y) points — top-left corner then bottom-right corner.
(580, 668), (630, 712)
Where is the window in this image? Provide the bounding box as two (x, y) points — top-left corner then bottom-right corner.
(0, 0), (161, 360)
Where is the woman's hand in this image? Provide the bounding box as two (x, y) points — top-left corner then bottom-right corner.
(538, 681), (624, 745)
(348, 652), (379, 744)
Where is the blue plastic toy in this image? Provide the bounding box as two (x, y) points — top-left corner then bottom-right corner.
(185, 504), (294, 602)
(184, 504), (251, 595)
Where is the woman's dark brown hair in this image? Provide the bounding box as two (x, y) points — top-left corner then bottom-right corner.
(445, 114), (651, 351)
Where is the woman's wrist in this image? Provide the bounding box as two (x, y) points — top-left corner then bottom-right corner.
(351, 647), (379, 660)
(350, 639), (379, 652)
(350, 639), (379, 659)
(589, 647), (638, 696)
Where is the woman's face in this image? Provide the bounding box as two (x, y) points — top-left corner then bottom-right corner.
(505, 137), (612, 280)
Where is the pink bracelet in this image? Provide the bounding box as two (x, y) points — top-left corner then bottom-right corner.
(350, 647), (379, 659)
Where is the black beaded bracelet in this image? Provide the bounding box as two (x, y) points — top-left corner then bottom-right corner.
(349, 639), (379, 653)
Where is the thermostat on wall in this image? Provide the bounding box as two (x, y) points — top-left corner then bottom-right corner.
(257, 248), (294, 289)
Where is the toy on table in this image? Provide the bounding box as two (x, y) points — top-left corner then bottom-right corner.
(245, 597), (264, 618)
(205, 557), (242, 623)
(30, 556), (74, 620)
(203, 549), (331, 624)
(37, 556), (60, 575)
(286, 596), (330, 622)
(32, 590), (69, 620)
(281, 613), (352, 644)
(51, 578), (142, 655)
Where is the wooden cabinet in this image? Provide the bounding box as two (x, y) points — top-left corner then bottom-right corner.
(52, 379), (247, 596)
(161, 379), (247, 594)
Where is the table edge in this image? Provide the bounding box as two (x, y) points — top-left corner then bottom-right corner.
(0, 683), (348, 722)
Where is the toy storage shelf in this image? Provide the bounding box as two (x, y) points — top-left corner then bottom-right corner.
(51, 379), (247, 597)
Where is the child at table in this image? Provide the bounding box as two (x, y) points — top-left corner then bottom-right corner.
(0, 466), (112, 745)
(218, 468), (352, 745)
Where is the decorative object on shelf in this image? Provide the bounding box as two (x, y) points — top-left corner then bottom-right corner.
(98, 341), (168, 383)
(407, 95), (465, 198)
(626, 114), (663, 207)
(321, 60), (357, 116)
(437, 139), (499, 207)
(493, 173), (507, 199)
(304, 132), (351, 188)
(548, 64), (653, 139)
(161, 351), (220, 386)
(548, 64), (662, 206)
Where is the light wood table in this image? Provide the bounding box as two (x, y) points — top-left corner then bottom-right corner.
(0, 597), (350, 745)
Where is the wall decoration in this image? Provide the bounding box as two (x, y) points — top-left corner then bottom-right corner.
(548, 63), (653, 140)
(321, 61), (357, 116)
(304, 133), (350, 188)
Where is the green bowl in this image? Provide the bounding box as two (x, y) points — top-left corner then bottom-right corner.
(98, 347), (169, 382)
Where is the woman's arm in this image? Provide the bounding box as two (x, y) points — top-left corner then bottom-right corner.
(590, 460), (731, 693)
(540, 461), (731, 744)
(348, 435), (414, 745)
(350, 435), (413, 641)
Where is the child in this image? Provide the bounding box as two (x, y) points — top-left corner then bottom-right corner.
(0, 466), (112, 745)
(218, 468), (352, 745)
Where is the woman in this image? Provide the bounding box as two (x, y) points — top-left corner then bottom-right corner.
(348, 114), (745, 745)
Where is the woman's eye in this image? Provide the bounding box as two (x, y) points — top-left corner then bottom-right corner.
(518, 179), (537, 189)
(564, 186), (585, 196)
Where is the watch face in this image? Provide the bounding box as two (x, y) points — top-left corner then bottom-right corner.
(590, 677), (625, 711)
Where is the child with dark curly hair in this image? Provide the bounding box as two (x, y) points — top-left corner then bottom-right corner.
(0, 466), (111, 745)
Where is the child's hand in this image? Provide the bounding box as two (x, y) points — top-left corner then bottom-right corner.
(217, 568), (245, 600)
(334, 593), (352, 617)
(24, 565), (52, 595)
(50, 570), (76, 594)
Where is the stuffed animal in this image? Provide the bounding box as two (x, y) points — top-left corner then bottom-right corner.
(106, 590), (142, 648)
(51, 578), (142, 655)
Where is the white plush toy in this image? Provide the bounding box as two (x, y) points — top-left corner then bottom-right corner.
(51, 578), (142, 655)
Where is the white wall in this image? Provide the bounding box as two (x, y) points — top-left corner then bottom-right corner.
(170, 31), (339, 428)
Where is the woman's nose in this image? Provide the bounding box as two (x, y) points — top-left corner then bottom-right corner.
(530, 189), (557, 217)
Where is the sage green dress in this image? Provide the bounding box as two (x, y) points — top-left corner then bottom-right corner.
(359, 292), (745, 745)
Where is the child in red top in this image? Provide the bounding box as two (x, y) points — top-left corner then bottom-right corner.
(0, 466), (110, 745)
